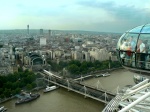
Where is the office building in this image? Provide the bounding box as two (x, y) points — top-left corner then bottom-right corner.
(40, 29), (44, 36)
(27, 25), (29, 35)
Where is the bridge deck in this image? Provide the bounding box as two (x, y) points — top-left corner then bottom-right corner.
(41, 70), (115, 104)
(45, 79), (108, 103)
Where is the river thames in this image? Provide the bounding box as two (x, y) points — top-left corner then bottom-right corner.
(1, 69), (139, 112)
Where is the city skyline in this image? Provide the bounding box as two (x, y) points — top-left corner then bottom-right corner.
(0, 0), (150, 33)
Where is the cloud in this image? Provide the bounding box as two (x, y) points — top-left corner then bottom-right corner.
(0, 0), (150, 33)
(77, 0), (150, 25)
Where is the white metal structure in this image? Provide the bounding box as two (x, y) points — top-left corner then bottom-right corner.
(103, 78), (150, 112)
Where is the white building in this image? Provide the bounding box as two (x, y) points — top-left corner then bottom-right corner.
(9, 45), (13, 55)
(46, 50), (64, 60)
(40, 37), (47, 46)
(53, 50), (63, 58)
(72, 38), (83, 43)
(24, 56), (31, 65)
(72, 51), (82, 60)
(89, 48), (110, 61)
(75, 46), (80, 50)
(71, 51), (90, 61)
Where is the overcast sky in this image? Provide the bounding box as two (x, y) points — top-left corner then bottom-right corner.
(0, 0), (150, 33)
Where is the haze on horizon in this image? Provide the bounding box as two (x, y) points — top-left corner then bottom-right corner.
(0, 0), (150, 33)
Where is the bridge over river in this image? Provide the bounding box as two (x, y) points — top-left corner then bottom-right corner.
(40, 70), (116, 104)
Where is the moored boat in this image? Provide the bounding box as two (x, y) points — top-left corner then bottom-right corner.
(43, 85), (58, 93)
(0, 106), (7, 112)
(102, 73), (110, 77)
(15, 93), (40, 105)
(95, 72), (110, 77)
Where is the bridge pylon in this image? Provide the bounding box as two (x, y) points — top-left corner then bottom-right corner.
(67, 79), (70, 91)
(104, 92), (108, 102)
(84, 86), (87, 98)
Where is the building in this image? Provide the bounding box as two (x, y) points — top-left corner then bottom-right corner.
(23, 53), (46, 71)
(27, 25), (29, 35)
(72, 38), (83, 43)
(71, 50), (91, 62)
(40, 29), (44, 36)
(47, 29), (51, 42)
(89, 48), (110, 61)
(48, 30), (51, 38)
(40, 37), (47, 46)
(82, 51), (90, 61)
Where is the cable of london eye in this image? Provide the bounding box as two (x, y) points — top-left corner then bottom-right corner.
(116, 23), (150, 74)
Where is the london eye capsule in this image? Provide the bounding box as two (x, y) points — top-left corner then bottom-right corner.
(116, 24), (150, 73)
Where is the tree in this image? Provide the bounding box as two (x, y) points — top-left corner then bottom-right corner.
(24, 69), (29, 73)
(111, 61), (121, 68)
(0, 76), (6, 88)
(26, 75), (36, 83)
(47, 61), (61, 72)
(4, 81), (13, 89)
(0, 45), (3, 48)
(80, 61), (88, 73)
(12, 47), (15, 52)
(87, 61), (93, 68)
(31, 82), (37, 88)
(36, 73), (43, 78)
(68, 60), (81, 67)
(0, 94), (5, 99)
(3, 88), (11, 97)
(94, 60), (102, 68)
(68, 64), (79, 75)
(18, 67), (23, 72)
(15, 88), (21, 94)
(26, 84), (32, 90)
(59, 61), (68, 69)
(0, 88), (3, 94)
(0, 69), (38, 98)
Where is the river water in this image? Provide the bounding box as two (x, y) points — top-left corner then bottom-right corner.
(1, 69), (140, 112)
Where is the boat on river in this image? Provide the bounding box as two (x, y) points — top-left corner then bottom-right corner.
(15, 93), (40, 105)
(0, 106), (7, 112)
(43, 85), (58, 93)
(95, 72), (110, 77)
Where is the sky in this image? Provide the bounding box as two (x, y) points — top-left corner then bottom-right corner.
(0, 0), (150, 33)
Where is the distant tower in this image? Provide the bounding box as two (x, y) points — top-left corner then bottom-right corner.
(48, 30), (51, 38)
(27, 25), (29, 35)
(40, 29), (43, 36)
(47, 29), (51, 42)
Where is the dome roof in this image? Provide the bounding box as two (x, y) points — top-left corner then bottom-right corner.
(28, 53), (43, 65)
(127, 24), (150, 33)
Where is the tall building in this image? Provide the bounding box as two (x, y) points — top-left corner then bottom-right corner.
(40, 29), (44, 36)
(27, 25), (29, 35)
(48, 30), (51, 37)
(47, 29), (51, 42)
